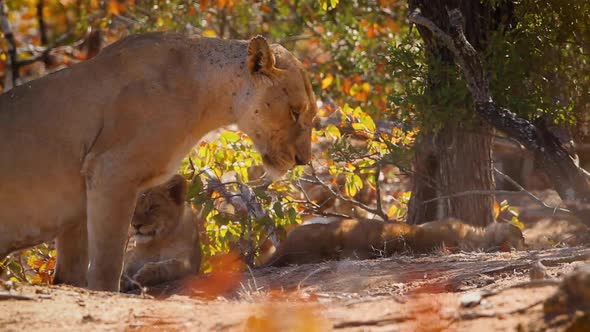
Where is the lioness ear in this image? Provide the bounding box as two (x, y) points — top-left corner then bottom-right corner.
(247, 35), (276, 76)
(165, 174), (187, 205)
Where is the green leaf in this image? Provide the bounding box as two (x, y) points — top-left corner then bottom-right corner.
(187, 176), (203, 200)
(273, 202), (284, 219)
(287, 207), (297, 223)
(202, 200), (215, 220)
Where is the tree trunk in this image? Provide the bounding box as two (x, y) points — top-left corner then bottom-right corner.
(436, 122), (495, 227)
(407, 134), (440, 224)
(406, 0), (501, 226)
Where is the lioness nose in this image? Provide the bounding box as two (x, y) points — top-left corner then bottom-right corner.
(295, 155), (308, 166)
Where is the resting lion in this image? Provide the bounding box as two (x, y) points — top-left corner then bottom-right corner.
(121, 175), (200, 292)
(266, 218), (525, 266)
(0, 32), (317, 291)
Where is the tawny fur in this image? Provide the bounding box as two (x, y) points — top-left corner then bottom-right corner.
(121, 175), (201, 292)
(266, 218), (525, 266)
(0, 32), (317, 291)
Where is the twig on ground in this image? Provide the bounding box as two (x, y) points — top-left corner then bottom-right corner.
(0, 291), (35, 301)
(458, 299), (545, 321)
(333, 315), (414, 329)
(297, 266), (331, 291)
(483, 279), (561, 298)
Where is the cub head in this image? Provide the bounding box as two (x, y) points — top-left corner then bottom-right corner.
(237, 36), (318, 179)
(130, 174), (188, 245)
(484, 222), (526, 251)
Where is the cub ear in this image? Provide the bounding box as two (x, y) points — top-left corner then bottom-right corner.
(247, 35), (276, 77)
(165, 174), (188, 206)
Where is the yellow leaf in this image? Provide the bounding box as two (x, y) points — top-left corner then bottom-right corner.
(31, 274), (43, 285)
(220, 131), (241, 143)
(321, 74), (334, 89)
(203, 29), (217, 37)
(387, 205), (399, 218)
(325, 124), (341, 140)
(360, 114), (376, 133)
(493, 200), (500, 219)
(510, 216), (525, 230)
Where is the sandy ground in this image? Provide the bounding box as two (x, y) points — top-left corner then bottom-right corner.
(1, 245), (589, 332)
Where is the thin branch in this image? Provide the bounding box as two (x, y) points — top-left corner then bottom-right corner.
(422, 189), (521, 205)
(202, 168), (267, 220)
(409, 9), (490, 103)
(421, 168), (570, 213)
(304, 162), (390, 222)
(278, 34), (316, 44)
(292, 181), (353, 219)
(374, 163), (385, 218)
(36, 0), (49, 65)
(0, 0), (19, 88)
(493, 167), (570, 213)
(16, 31), (72, 67)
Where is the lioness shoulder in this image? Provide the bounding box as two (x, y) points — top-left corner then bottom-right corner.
(121, 175), (201, 291)
(266, 218), (524, 266)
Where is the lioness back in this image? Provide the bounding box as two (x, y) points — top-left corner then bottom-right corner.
(121, 175), (201, 291)
(266, 218), (524, 266)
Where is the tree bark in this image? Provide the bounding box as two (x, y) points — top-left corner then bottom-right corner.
(436, 121), (495, 227)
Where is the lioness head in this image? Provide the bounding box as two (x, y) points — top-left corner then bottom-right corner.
(484, 222), (526, 251)
(130, 175), (188, 244)
(237, 36), (318, 179)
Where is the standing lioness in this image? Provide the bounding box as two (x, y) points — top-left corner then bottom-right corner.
(0, 33), (317, 291)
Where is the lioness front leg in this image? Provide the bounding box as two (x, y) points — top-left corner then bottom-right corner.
(86, 180), (138, 291)
(128, 258), (192, 291)
(54, 221), (88, 287)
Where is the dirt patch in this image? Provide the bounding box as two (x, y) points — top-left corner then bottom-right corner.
(1, 246), (588, 331)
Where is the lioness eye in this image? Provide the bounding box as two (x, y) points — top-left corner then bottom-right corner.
(290, 108), (300, 123)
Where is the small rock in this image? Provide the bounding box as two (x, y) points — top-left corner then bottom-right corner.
(529, 261), (549, 281)
(3, 280), (16, 291)
(460, 291), (483, 308)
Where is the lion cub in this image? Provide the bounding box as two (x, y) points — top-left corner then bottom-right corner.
(121, 175), (201, 292)
(266, 218), (524, 266)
